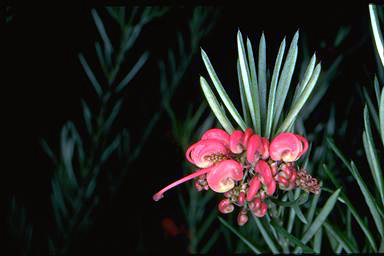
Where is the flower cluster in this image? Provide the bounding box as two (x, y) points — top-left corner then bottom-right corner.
(153, 128), (320, 226)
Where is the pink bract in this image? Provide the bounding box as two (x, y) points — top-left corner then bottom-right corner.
(206, 160), (243, 193)
(246, 134), (263, 164)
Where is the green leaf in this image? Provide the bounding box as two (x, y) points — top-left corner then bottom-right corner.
(363, 106), (384, 206)
(201, 49), (246, 130)
(195, 207), (217, 244)
(100, 135), (121, 163)
(265, 38), (286, 138)
(115, 51), (150, 93)
(291, 53), (316, 107)
(258, 32), (267, 133)
(237, 60), (251, 126)
(277, 63), (321, 134)
(200, 76), (234, 133)
(201, 230), (220, 253)
(304, 192), (320, 233)
(323, 221), (357, 253)
(363, 88), (380, 132)
(253, 216), (280, 253)
(270, 218), (316, 253)
(313, 227), (322, 253)
(272, 31), (299, 134)
(237, 31), (258, 132)
(295, 187), (341, 252)
(79, 53), (103, 97)
(380, 86), (384, 146)
(369, 4), (384, 68)
(246, 38), (261, 134)
(81, 100), (92, 135)
(103, 99), (123, 131)
(350, 161), (384, 239)
(218, 216), (261, 254)
(270, 191), (308, 207)
(91, 9), (113, 60)
(41, 139), (56, 163)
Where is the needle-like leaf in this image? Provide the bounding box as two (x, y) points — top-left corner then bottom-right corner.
(201, 49), (246, 130)
(218, 216), (261, 254)
(200, 76), (234, 133)
(258, 32), (267, 133)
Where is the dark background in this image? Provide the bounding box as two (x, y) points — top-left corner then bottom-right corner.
(2, 3), (374, 254)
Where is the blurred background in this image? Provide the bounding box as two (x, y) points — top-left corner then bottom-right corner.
(2, 3), (380, 255)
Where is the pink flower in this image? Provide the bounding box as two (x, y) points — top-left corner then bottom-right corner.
(269, 132), (309, 162)
(229, 130), (244, 154)
(185, 139), (229, 168)
(201, 128), (230, 147)
(206, 160), (243, 193)
(246, 176), (261, 201)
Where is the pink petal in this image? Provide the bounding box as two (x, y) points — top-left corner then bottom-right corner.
(270, 132), (303, 162)
(206, 160), (243, 193)
(266, 180), (276, 195)
(230, 130), (244, 153)
(242, 128), (253, 147)
(246, 134), (263, 164)
(260, 137), (270, 160)
(246, 176), (261, 201)
(255, 160), (273, 185)
(201, 128), (230, 147)
(185, 139), (229, 168)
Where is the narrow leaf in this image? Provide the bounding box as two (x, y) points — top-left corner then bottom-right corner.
(253, 216), (280, 253)
(313, 227), (322, 253)
(369, 4), (384, 68)
(81, 100), (92, 135)
(115, 51), (150, 93)
(100, 135), (121, 163)
(292, 53), (316, 106)
(201, 49), (246, 130)
(91, 9), (113, 60)
(237, 31), (257, 131)
(363, 106), (384, 206)
(277, 63), (321, 134)
(272, 31), (299, 133)
(246, 38), (261, 133)
(380, 87), (384, 146)
(218, 216), (261, 254)
(237, 60), (251, 126)
(103, 99), (123, 131)
(258, 33), (267, 133)
(266, 38), (286, 138)
(350, 161), (384, 239)
(200, 76), (234, 133)
(298, 188), (341, 248)
(79, 53), (103, 97)
(323, 221), (357, 253)
(270, 218), (315, 253)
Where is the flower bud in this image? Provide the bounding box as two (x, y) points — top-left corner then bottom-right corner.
(242, 128), (254, 147)
(253, 201), (268, 217)
(255, 160), (273, 185)
(237, 212), (248, 226)
(218, 198), (234, 214)
(238, 191), (245, 206)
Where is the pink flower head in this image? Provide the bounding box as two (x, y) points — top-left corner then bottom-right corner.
(206, 160), (243, 193)
(186, 139), (229, 168)
(229, 130), (244, 154)
(269, 133), (309, 162)
(253, 200), (268, 218)
(201, 128), (230, 147)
